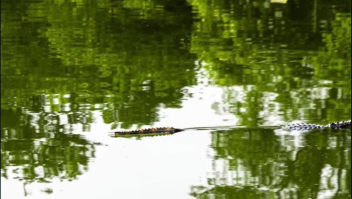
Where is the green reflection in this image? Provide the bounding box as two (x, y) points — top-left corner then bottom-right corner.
(189, 0), (351, 125)
(1, 0), (197, 129)
(190, 128), (351, 199)
(1, 108), (96, 194)
(1, 0), (351, 198)
(1, 0), (197, 195)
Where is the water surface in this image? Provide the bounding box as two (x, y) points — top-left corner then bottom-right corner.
(1, 0), (351, 199)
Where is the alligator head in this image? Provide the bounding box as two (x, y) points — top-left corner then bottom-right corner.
(328, 120), (351, 129)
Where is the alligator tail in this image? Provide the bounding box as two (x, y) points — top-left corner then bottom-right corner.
(114, 127), (184, 136)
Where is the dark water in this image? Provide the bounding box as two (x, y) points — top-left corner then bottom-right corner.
(1, 0), (351, 199)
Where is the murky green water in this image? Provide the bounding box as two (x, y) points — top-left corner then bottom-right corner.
(1, 0), (351, 199)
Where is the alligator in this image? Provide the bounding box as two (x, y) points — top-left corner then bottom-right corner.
(114, 120), (351, 136)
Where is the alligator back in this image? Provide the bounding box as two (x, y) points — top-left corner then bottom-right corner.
(281, 123), (324, 130)
(281, 120), (351, 131)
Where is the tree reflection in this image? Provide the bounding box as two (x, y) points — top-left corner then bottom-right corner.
(189, 0), (351, 124)
(1, 0), (197, 194)
(1, 108), (96, 194)
(190, 128), (351, 199)
(1, 0), (351, 197)
(1, 0), (197, 129)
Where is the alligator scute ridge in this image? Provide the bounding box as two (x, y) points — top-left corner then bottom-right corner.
(114, 132), (174, 138)
(114, 127), (184, 136)
(281, 120), (351, 131)
(114, 120), (351, 136)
